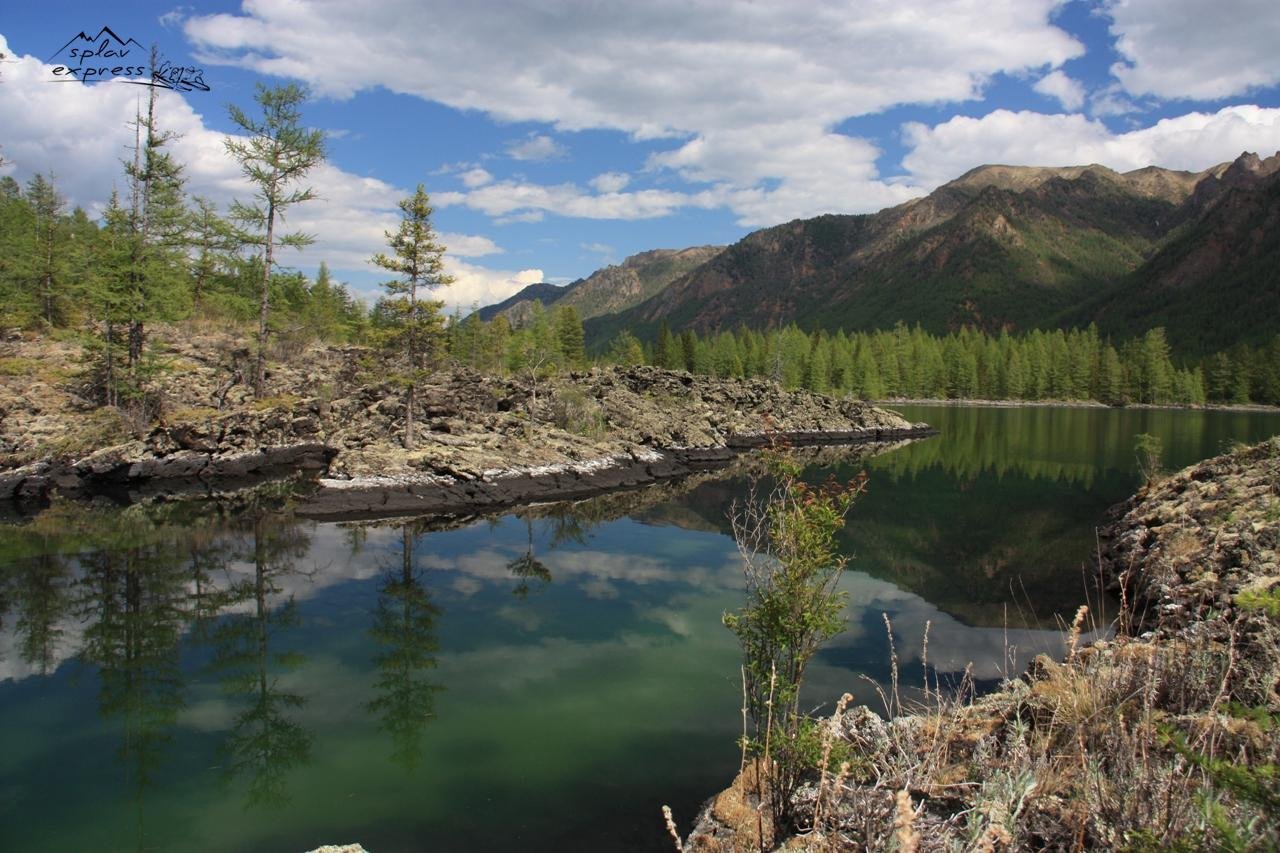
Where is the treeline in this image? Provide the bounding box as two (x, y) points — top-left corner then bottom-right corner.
(616, 322), (1280, 406)
(452, 314), (1279, 407)
(0, 174), (369, 340)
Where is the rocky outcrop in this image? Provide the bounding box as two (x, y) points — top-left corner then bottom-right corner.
(0, 340), (930, 516)
(1096, 436), (1280, 662)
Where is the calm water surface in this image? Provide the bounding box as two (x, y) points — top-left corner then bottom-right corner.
(1, 405), (1277, 852)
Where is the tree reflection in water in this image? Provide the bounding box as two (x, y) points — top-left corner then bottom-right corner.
(207, 509), (313, 810)
(508, 514), (552, 599)
(367, 523), (442, 773)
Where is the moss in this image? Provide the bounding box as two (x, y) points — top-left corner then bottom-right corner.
(166, 405), (220, 423)
(37, 407), (131, 458)
(250, 393), (302, 412)
(0, 357), (39, 376)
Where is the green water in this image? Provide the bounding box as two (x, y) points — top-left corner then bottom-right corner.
(0, 405), (1277, 852)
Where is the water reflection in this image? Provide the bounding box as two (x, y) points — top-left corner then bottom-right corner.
(508, 515), (553, 599)
(209, 511), (313, 810)
(0, 407), (1275, 852)
(367, 524), (442, 773)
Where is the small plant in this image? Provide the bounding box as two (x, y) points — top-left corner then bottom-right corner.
(724, 448), (868, 830)
(1134, 432), (1163, 487)
(1236, 586), (1280, 619)
(549, 386), (606, 438)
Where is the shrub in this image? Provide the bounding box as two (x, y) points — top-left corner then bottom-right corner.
(723, 449), (868, 828)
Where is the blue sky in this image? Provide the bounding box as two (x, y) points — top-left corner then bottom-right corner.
(1, 1), (1278, 311)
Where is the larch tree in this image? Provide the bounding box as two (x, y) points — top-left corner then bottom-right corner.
(187, 196), (237, 307)
(120, 72), (190, 368)
(224, 83), (326, 396)
(24, 173), (68, 326)
(371, 184), (454, 449)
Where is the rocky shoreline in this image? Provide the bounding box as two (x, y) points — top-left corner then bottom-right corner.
(0, 335), (932, 516)
(683, 436), (1280, 850)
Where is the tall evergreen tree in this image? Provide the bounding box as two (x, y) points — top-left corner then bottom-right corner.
(225, 83), (326, 396)
(370, 185), (454, 449)
(187, 196), (236, 308)
(553, 304), (586, 368)
(120, 76), (190, 367)
(654, 321), (675, 369)
(23, 173), (68, 326)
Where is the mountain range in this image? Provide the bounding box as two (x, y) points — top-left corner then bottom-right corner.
(481, 152), (1280, 355)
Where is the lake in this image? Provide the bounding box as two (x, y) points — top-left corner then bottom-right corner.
(1, 405), (1278, 852)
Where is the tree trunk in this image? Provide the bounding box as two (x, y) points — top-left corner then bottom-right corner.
(256, 201), (276, 397)
(404, 382), (416, 449)
(128, 320), (144, 367)
(105, 321), (116, 407)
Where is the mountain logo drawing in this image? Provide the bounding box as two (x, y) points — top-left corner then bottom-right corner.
(46, 25), (209, 92)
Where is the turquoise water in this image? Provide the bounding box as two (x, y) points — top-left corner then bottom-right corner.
(0, 405), (1277, 851)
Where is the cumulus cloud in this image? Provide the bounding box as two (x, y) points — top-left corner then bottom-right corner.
(459, 166), (493, 187)
(588, 171), (630, 193)
(902, 105), (1280, 188)
(438, 232), (502, 257)
(506, 133), (566, 162)
(183, 0), (1082, 224)
(1032, 70), (1085, 111)
(1106, 0), (1280, 100)
(439, 178), (715, 222)
(0, 33), (528, 306)
(442, 263), (544, 313)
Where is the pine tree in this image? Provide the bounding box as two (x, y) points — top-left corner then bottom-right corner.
(654, 321), (675, 369)
(608, 330), (645, 366)
(370, 185), (454, 449)
(225, 83), (326, 396)
(23, 173), (68, 326)
(680, 329), (698, 373)
(554, 305), (586, 368)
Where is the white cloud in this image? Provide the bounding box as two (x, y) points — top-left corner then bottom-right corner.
(438, 232), (501, 257)
(158, 7), (192, 29)
(182, 0), (1083, 225)
(1033, 70), (1085, 111)
(441, 262), (543, 313)
(588, 171), (630, 193)
(581, 242), (615, 263)
(506, 133), (566, 162)
(901, 105), (1280, 188)
(441, 178), (713, 222)
(459, 166), (493, 187)
(1088, 82), (1141, 118)
(0, 33), (536, 312)
(1106, 0), (1280, 100)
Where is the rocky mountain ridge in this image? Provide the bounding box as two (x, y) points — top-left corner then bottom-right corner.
(576, 152), (1280, 353)
(476, 245), (723, 327)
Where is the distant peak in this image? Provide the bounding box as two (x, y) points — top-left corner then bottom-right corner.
(946, 163), (1118, 194)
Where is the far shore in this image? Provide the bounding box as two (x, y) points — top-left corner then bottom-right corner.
(875, 396), (1280, 413)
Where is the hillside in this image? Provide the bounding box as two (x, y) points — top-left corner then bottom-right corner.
(581, 152), (1279, 354)
(479, 245), (722, 326)
(1080, 153), (1280, 352)
(473, 281), (567, 323)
